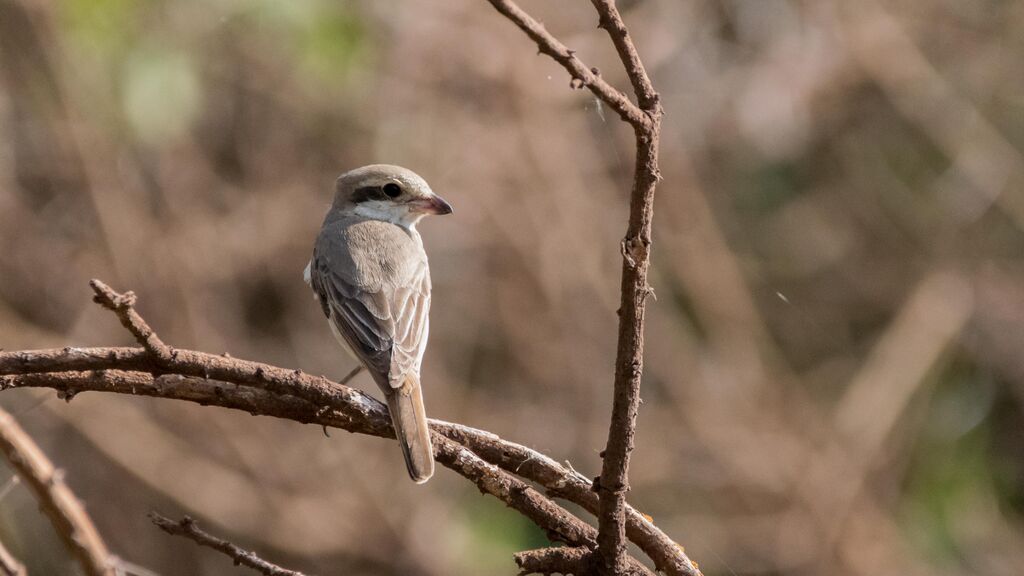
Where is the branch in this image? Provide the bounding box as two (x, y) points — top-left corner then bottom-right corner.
(481, 1), (667, 573)
(438, 423), (700, 576)
(589, 0), (659, 110)
(515, 546), (592, 575)
(0, 537), (26, 576)
(89, 280), (172, 361)
(483, 0), (650, 129)
(2, 368), (691, 574)
(513, 546), (661, 576)
(0, 281), (669, 574)
(0, 373), (654, 576)
(0, 406), (113, 576)
(582, 3), (663, 574)
(149, 513), (304, 576)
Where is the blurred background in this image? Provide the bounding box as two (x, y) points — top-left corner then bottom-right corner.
(1, 0), (1022, 574)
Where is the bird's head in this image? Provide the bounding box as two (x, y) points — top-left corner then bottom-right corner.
(332, 164), (453, 229)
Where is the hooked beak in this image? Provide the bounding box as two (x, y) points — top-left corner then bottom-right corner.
(409, 194), (453, 216)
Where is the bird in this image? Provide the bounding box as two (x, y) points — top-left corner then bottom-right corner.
(305, 164), (452, 483)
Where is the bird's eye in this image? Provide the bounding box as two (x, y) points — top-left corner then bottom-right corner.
(383, 183), (402, 198)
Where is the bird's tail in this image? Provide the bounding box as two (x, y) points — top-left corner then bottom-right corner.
(386, 374), (434, 483)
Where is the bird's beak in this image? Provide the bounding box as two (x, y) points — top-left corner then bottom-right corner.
(409, 194), (453, 215)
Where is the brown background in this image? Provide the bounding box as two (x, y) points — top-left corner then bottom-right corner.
(1, 1), (1023, 574)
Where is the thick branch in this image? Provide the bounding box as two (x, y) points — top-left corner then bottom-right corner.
(1, 367), (693, 574)
(3, 280), (697, 574)
(149, 513), (304, 576)
(0, 366), (655, 573)
(0, 365), (607, 565)
(439, 423), (700, 576)
(0, 407), (113, 576)
(7, 280), (622, 563)
(483, 0), (649, 129)
(515, 546), (593, 575)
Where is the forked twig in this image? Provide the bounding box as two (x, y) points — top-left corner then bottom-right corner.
(149, 513), (304, 576)
(481, 1), (673, 574)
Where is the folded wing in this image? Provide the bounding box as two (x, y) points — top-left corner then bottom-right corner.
(309, 244), (431, 389)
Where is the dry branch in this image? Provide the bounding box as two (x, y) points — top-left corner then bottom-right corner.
(2, 367), (691, 574)
(438, 423), (698, 576)
(481, 1), (666, 573)
(0, 537), (26, 576)
(149, 513), (305, 576)
(515, 546), (592, 575)
(0, 406), (113, 576)
(482, 0), (649, 129)
(0, 281), (672, 575)
(513, 545), (661, 576)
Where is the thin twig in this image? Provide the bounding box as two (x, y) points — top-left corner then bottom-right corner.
(482, 0), (650, 130)
(110, 557), (163, 576)
(589, 0), (659, 110)
(0, 406), (113, 576)
(0, 536), (26, 576)
(337, 365), (363, 386)
(89, 280), (172, 362)
(149, 513), (304, 576)
(0, 475), (20, 502)
(481, 1), (667, 573)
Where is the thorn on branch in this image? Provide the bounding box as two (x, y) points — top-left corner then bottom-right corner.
(645, 286), (657, 302)
(620, 239), (637, 269)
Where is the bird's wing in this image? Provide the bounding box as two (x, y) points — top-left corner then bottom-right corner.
(310, 244), (431, 389)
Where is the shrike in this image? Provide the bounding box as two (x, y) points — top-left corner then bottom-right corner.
(305, 164), (452, 483)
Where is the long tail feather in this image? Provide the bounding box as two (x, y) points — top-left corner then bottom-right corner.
(385, 374), (434, 483)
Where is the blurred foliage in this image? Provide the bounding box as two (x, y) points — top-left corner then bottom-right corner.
(460, 496), (549, 573)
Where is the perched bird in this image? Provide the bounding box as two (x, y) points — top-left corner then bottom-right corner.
(305, 165), (452, 483)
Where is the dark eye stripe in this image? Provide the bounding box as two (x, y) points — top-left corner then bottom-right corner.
(352, 186), (388, 203)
